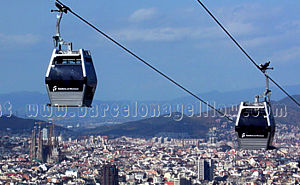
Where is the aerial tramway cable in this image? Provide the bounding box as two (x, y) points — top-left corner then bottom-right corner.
(195, 0), (300, 108)
(54, 0), (234, 122)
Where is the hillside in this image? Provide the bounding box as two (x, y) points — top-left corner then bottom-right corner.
(273, 95), (300, 125)
(0, 115), (38, 131)
(81, 113), (225, 138)
(0, 115), (72, 136)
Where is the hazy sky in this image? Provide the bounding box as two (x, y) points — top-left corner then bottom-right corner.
(1, 0), (300, 101)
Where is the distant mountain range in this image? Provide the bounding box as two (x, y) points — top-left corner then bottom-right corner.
(0, 94), (299, 139)
(0, 84), (299, 125)
(171, 83), (300, 105)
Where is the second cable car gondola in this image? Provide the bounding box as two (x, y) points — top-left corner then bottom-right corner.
(45, 3), (97, 107)
(235, 62), (276, 150)
(235, 101), (275, 149)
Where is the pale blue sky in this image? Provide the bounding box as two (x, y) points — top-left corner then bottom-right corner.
(0, 0), (299, 101)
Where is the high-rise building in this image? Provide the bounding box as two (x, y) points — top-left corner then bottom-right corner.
(100, 164), (119, 185)
(198, 158), (214, 181)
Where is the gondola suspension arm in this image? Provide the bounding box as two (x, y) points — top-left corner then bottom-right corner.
(51, 3), (72, 51)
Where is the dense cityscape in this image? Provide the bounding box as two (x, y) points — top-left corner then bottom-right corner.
(0, 119), (299, 185)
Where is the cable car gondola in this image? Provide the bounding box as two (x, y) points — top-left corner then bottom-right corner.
(235, 101), (275, 149)
(235, 62), (275, 150)
(45, 3), (97, 107)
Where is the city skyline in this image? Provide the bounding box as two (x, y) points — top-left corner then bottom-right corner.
(0, 122), (299, 184)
